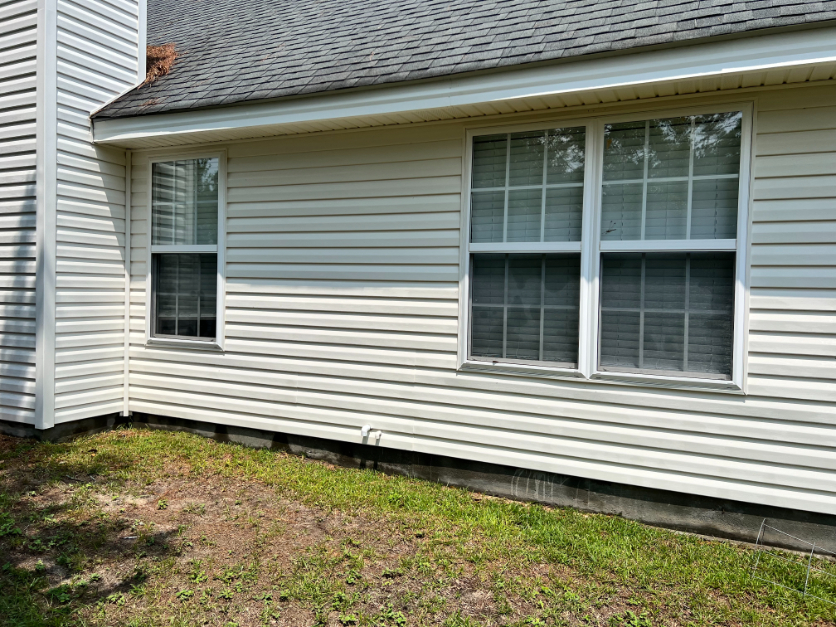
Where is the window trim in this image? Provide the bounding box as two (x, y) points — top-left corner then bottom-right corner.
(458, 103), (753, 392)
(144, 150), (227, 350)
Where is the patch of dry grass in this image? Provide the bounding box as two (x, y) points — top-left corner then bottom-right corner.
(0, 428), (835, 627)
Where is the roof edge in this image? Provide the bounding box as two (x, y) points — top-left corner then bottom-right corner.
(92, 24), (836, 148)
(93, 18), (836, 122)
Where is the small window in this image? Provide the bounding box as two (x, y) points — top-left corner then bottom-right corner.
(150, 158), (220, 342)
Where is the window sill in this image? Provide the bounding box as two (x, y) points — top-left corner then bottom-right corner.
(590, 371), (743, 394)
(146, 338), (224, 352)
(458, 360), (743, 393)
(459, 360), (585, 380)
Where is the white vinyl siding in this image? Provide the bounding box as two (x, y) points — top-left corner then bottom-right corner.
(0, 0), (37, 425)
(125, 83), (836, 516)
(52, 0), (142, 423)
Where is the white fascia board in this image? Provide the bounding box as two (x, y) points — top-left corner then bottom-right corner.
(93, 25), (836, 146)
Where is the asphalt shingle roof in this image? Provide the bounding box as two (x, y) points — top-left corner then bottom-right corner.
(95, 0), (836, 119)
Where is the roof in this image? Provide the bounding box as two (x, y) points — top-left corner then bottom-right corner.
(95, 0), (836, 120)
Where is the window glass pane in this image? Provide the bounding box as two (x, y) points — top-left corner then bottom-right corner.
(599, 252), (734, 378)
(472, 135), (507, 188)
(471, 308), (503, 358)
(506, 307), (541, 360)
(544, 186), (583, 242)
(645, 181), (687, 240)
(544, 255), (580, 308)
(600, 311), (641, 369)
(546, 127), (585, 184)
(543, 255), (580, 364)
(470, 253), (580, 366)
(470, 127), (585, 243)
(472, 254), (505, 305)
(152, 158), (218, 246)
(693, 112), (742, 176)
(508, 255), (542, 306)
(603, 121), (645, 181)
(688, 314), (733, 375)
(600, 253), (642, 309)
(689, 253), (735, 312)
(509, 131), (545, 187)
(507, 189), (542, 242)
(648, 117), (691, 178)
(601, 112), (741, 241)
(470, 191), (504, 243)
(691, 178), (738, 239)
(601, 183), (642, 240)
(153, 253), (217, 340)
(644, 254), (686, 310)
(643, 313), (685, 372)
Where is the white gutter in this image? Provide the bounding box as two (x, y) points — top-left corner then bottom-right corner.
(93, 25), (836, 146)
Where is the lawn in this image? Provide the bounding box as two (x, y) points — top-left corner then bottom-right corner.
(0, 427), (834, 627)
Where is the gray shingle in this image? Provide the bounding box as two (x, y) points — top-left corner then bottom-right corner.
(94, 0), (836, 119)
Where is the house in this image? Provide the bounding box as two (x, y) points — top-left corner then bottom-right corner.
(2, 0), (836, 544)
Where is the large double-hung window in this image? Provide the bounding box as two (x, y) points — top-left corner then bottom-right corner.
(465, 108), (748, 385)
(148, 155), (224, 345)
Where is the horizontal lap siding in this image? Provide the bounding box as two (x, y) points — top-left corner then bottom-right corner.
(0, 0), (37, 425)
(748, 85), (836, 411)
(54, 0), (139, 422)
(129, 85), (836, 515)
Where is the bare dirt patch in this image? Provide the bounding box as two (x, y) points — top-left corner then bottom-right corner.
(1, 431), (834, 627)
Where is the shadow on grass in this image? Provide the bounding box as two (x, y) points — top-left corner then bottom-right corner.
(0, 440), (181, 627)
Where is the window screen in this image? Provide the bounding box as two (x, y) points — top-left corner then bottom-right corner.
(150, 157), (220, 341)
(599, 252), (735, 379)
(153, 253), (218, 339)
(471, 254), (581, 366)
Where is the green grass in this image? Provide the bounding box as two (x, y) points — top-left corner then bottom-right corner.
(0, 427), (834, 626)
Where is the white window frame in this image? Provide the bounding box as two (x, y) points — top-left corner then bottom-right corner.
(144, 150), (227, 351)
(458, 103), (753, 392)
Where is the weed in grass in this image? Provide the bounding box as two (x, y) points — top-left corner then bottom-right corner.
(443, 611), (481, 627)
(609, 610), (653, 626)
